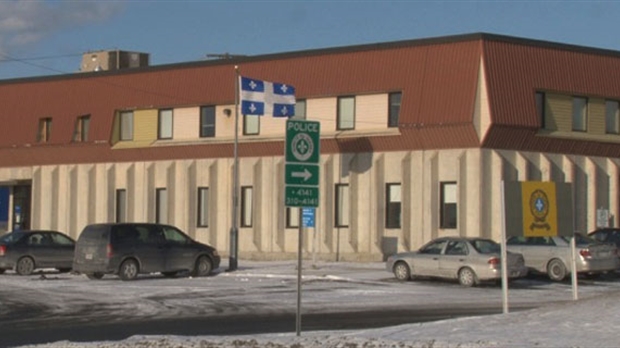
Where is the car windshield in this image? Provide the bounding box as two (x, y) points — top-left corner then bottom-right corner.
(470, 239), (500, 254)
(0, 231), (26, 244)
(561, 233), (599, 246)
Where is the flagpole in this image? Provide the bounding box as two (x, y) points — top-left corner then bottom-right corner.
(228, 66), (240, 272)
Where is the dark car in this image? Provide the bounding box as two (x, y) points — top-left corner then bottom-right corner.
(72, 223), (220, 280)
(0, 230), (76, 275)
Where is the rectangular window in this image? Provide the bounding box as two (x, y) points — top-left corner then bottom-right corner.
(37, 117), (52, 143)
(156, 188), (168, 224)
(294, 99), (306, 120)
(120, 111), (134, 141)
(440, 182), (457, 229)
(115, 189), (126, 223)
(200, 106), (216, 138)
(73, 115), (90, 142)
(286, 207), (300, 228)
(337, 96), (355, 130)
(606, 100), (620, 134)
(388, 93), (401, 128)
(158, 109), (173, 139)
(243, 115), (260, 135)
(197, 187), (209, 227)
(572, 97), (587, 132)
(536, 92), (546, 128)
(386, 183), (402, 228)
(241, 186), (253, 227)
(335, 184), (350, 227)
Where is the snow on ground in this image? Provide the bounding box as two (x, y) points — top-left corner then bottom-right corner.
(7, 260), (620, 348)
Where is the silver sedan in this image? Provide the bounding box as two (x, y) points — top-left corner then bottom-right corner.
(506, 234), (619, 281)
(386, 237), (528, 287)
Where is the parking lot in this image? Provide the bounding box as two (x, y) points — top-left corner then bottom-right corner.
(2, 259), (620, 326)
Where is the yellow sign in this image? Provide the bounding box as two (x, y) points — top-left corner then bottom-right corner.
(521, 181), (558, 237)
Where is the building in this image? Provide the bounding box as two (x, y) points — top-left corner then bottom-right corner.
(1, 33), (620, 261)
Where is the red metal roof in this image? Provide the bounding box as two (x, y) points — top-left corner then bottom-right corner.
(2, 33), (620, 168)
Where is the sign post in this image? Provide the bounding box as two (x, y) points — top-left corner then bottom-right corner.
(285, 119), (320, 337)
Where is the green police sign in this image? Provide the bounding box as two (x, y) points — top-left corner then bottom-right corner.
(285, 120), (320, 207)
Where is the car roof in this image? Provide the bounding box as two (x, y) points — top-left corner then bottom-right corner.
(7, 230), (65, 234)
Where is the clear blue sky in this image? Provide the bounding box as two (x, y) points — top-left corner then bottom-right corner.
(1, 0), (620, 80)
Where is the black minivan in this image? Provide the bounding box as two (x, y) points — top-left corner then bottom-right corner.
(73, 223), (220, 280)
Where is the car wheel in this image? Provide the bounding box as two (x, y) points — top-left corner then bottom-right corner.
(57, 268), (71, 273)
(192, 255), (213, 277)
(162, 271), (178, 278)
(86, 273), (104, 280)
(458, 267), (478, 287)
(0, 268), (5, 274)
(393, 261), (411, 281)
(547, 259), (567, 281)
(16, 257), (35, 275)
(119, 259), (139, 281)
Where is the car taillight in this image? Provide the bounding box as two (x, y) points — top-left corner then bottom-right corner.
(579, 249), (591, 258)
(106, 243), (113, 258)
(0, 245), (5, 256)
(488, 257), (500, 268)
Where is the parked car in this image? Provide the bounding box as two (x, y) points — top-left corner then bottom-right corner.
(0, 230), (75, 275)
(506, 234), (619, 281)
(588, 228), (620, 250)
(73, 223), (220, 281)
(385, 237), (528, 287)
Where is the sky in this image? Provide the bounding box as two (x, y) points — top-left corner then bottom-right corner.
(4, 259), (620, 348)
(1, 0), (620, 80)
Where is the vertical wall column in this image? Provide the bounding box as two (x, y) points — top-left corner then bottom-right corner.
(586, 158), (597, 233)
(487, 150), (504, 241)
(462, 149), (481, 238)
(608, 159), (619, 227)
(562, 155), (576, 233)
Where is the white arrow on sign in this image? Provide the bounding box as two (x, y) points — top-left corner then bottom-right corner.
(292, 168), (312, 181)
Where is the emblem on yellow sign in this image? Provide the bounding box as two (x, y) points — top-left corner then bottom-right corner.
(521, 182), (558, 237)
(529, 189), (550, 231)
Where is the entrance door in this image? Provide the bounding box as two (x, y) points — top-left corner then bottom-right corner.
(0, 187), (8, 233)
(13, 185), (31, 231)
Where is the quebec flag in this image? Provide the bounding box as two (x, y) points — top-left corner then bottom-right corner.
(240, 76), (296, 117)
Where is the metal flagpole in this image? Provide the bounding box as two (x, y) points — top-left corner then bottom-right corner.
(228, 66), (240, 272)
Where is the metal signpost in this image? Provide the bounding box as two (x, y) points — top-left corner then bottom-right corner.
(285, 119), (320, 337)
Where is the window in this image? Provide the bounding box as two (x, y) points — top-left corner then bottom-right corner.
(156, 188), (168, 224)
(243, 115), (260, 135)
(241, 186), (253, 227)
(572, 97), (587, 132)
(335, 184), (350, 227)
(286, 207), (300, 228)
(337, 96), (355, 130)
(115, 189), (126, 223)
(120, 111), (133, 141)
(536, 92), (546, 128)
(440, 182), (457, 229)
(37, 117), (52, 143)
(386, 183), (401, 228)
(197, 187), (209, 227)
(606, 100), (620, 134)
(158, 109), (173, 139)
(200, 106), (215, 138)
(388, 93), (401, 128)
(73, 115), (90, 142)
(294, 99), (306, 119)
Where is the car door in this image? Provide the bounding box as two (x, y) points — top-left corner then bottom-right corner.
(160, 226), (197, 272)
(48, 232), (75, 269)
(26, 232), (56, 267)
(113, 225), (165, 273)
(439, 240), (468, 278)
(414, 240), (447, 277)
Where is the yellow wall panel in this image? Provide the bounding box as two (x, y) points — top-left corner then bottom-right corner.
(357, 94), (388, 131)
(133, 109), (157, 142)
(546, 93), (572, 132)
(588, 98), (605, 135)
